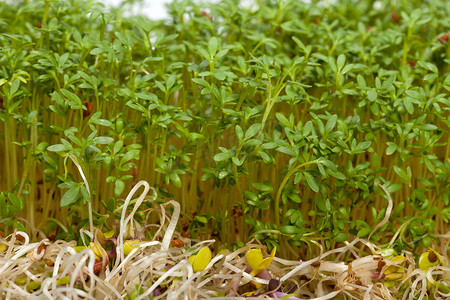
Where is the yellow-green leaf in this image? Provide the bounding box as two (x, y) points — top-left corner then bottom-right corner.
(56, 276), (70, 285)
(419, 250), (440, 271)
(26, 281), (41, 291)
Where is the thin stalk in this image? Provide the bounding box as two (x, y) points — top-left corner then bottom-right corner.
(274, 160), (319, 226)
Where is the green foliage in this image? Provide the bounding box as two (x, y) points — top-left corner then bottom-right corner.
(0, 0), (449, 258)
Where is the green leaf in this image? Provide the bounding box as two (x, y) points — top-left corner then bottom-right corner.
(94, 136), (114, 144)
(120, 150), (140, 165)
(367, 90), (377, 101)
(47, 144), (67, 152)
(114, 179), (125, 197)
(252, 182), (273, 192)
(214, 152), (231, 162)
(336, 54), (346, 71)
(420, 124), (437, 131)
(333, 233), (348, 242)
(7, 193), (21, 209)
(357, 227), (371, 237)
(276, 112), (291, 128)
(61, 187), (80, 207)
(235, 125), (243, 140)
(208, 37), (220, 58)
(170, 173), (182, 188)
(278, 147), (297, 158)
(80, 185), (90, 202)
(280, 226), (301, 235)
(417, 61), (438, 74)
(232, 156), (242, 166)
(357, 75), (366, 88)
(304, 172), (319, 192)
(10, 78), (20, 95)
(92, 119), (113, 127)
(303, 121), (313, 136)
(325, 115), (337, 133)
(386, 184), (402, 193)
(27, 110), (38, 123)
(136, 92), (157, 101)
(245, 123), (262, 139)
(386, 143), (397, 155)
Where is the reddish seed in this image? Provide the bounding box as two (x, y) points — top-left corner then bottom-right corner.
(407, 60), (416, 67)
(170, 239), (185, 247)
(201, 10), (212, 21)
(82, 101), (93, 117)
(377, 260), (386, 272)
(428, 251), (437, 263)
(366, 26), (373, 32)
(132, 168), (138, 179)
(391, 12), (401, 24)
(37, 242), (47, 255)
(15, 234), (25, 243)
(312, 18), (320, 25)
(181, 231), (191, 238)
(45, 258), (54, 267)
(438, 33), (449, 43)
(37, 22), (42, 28)
(311, 260), (321, 268)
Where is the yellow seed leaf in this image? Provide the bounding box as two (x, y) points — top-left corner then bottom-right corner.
(189, 254), (197, 266)
(123, 239), (140, 256)
(191, 247), (212, 272)
(74, 246), (86, 253)
(104, 229), (115, 239)
(258, 257), (274, 270)
(56, 276), (70, 285)
(246, 248), (263, 271)
(385, 255), (405, 274)
(384, 272), (405, 281)
(258, 247), (276, 270)
(89, 242), (107, 261)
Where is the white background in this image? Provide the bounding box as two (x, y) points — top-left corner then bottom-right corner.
(100, 0), (173, 20)
(100, 0), (256, 20)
